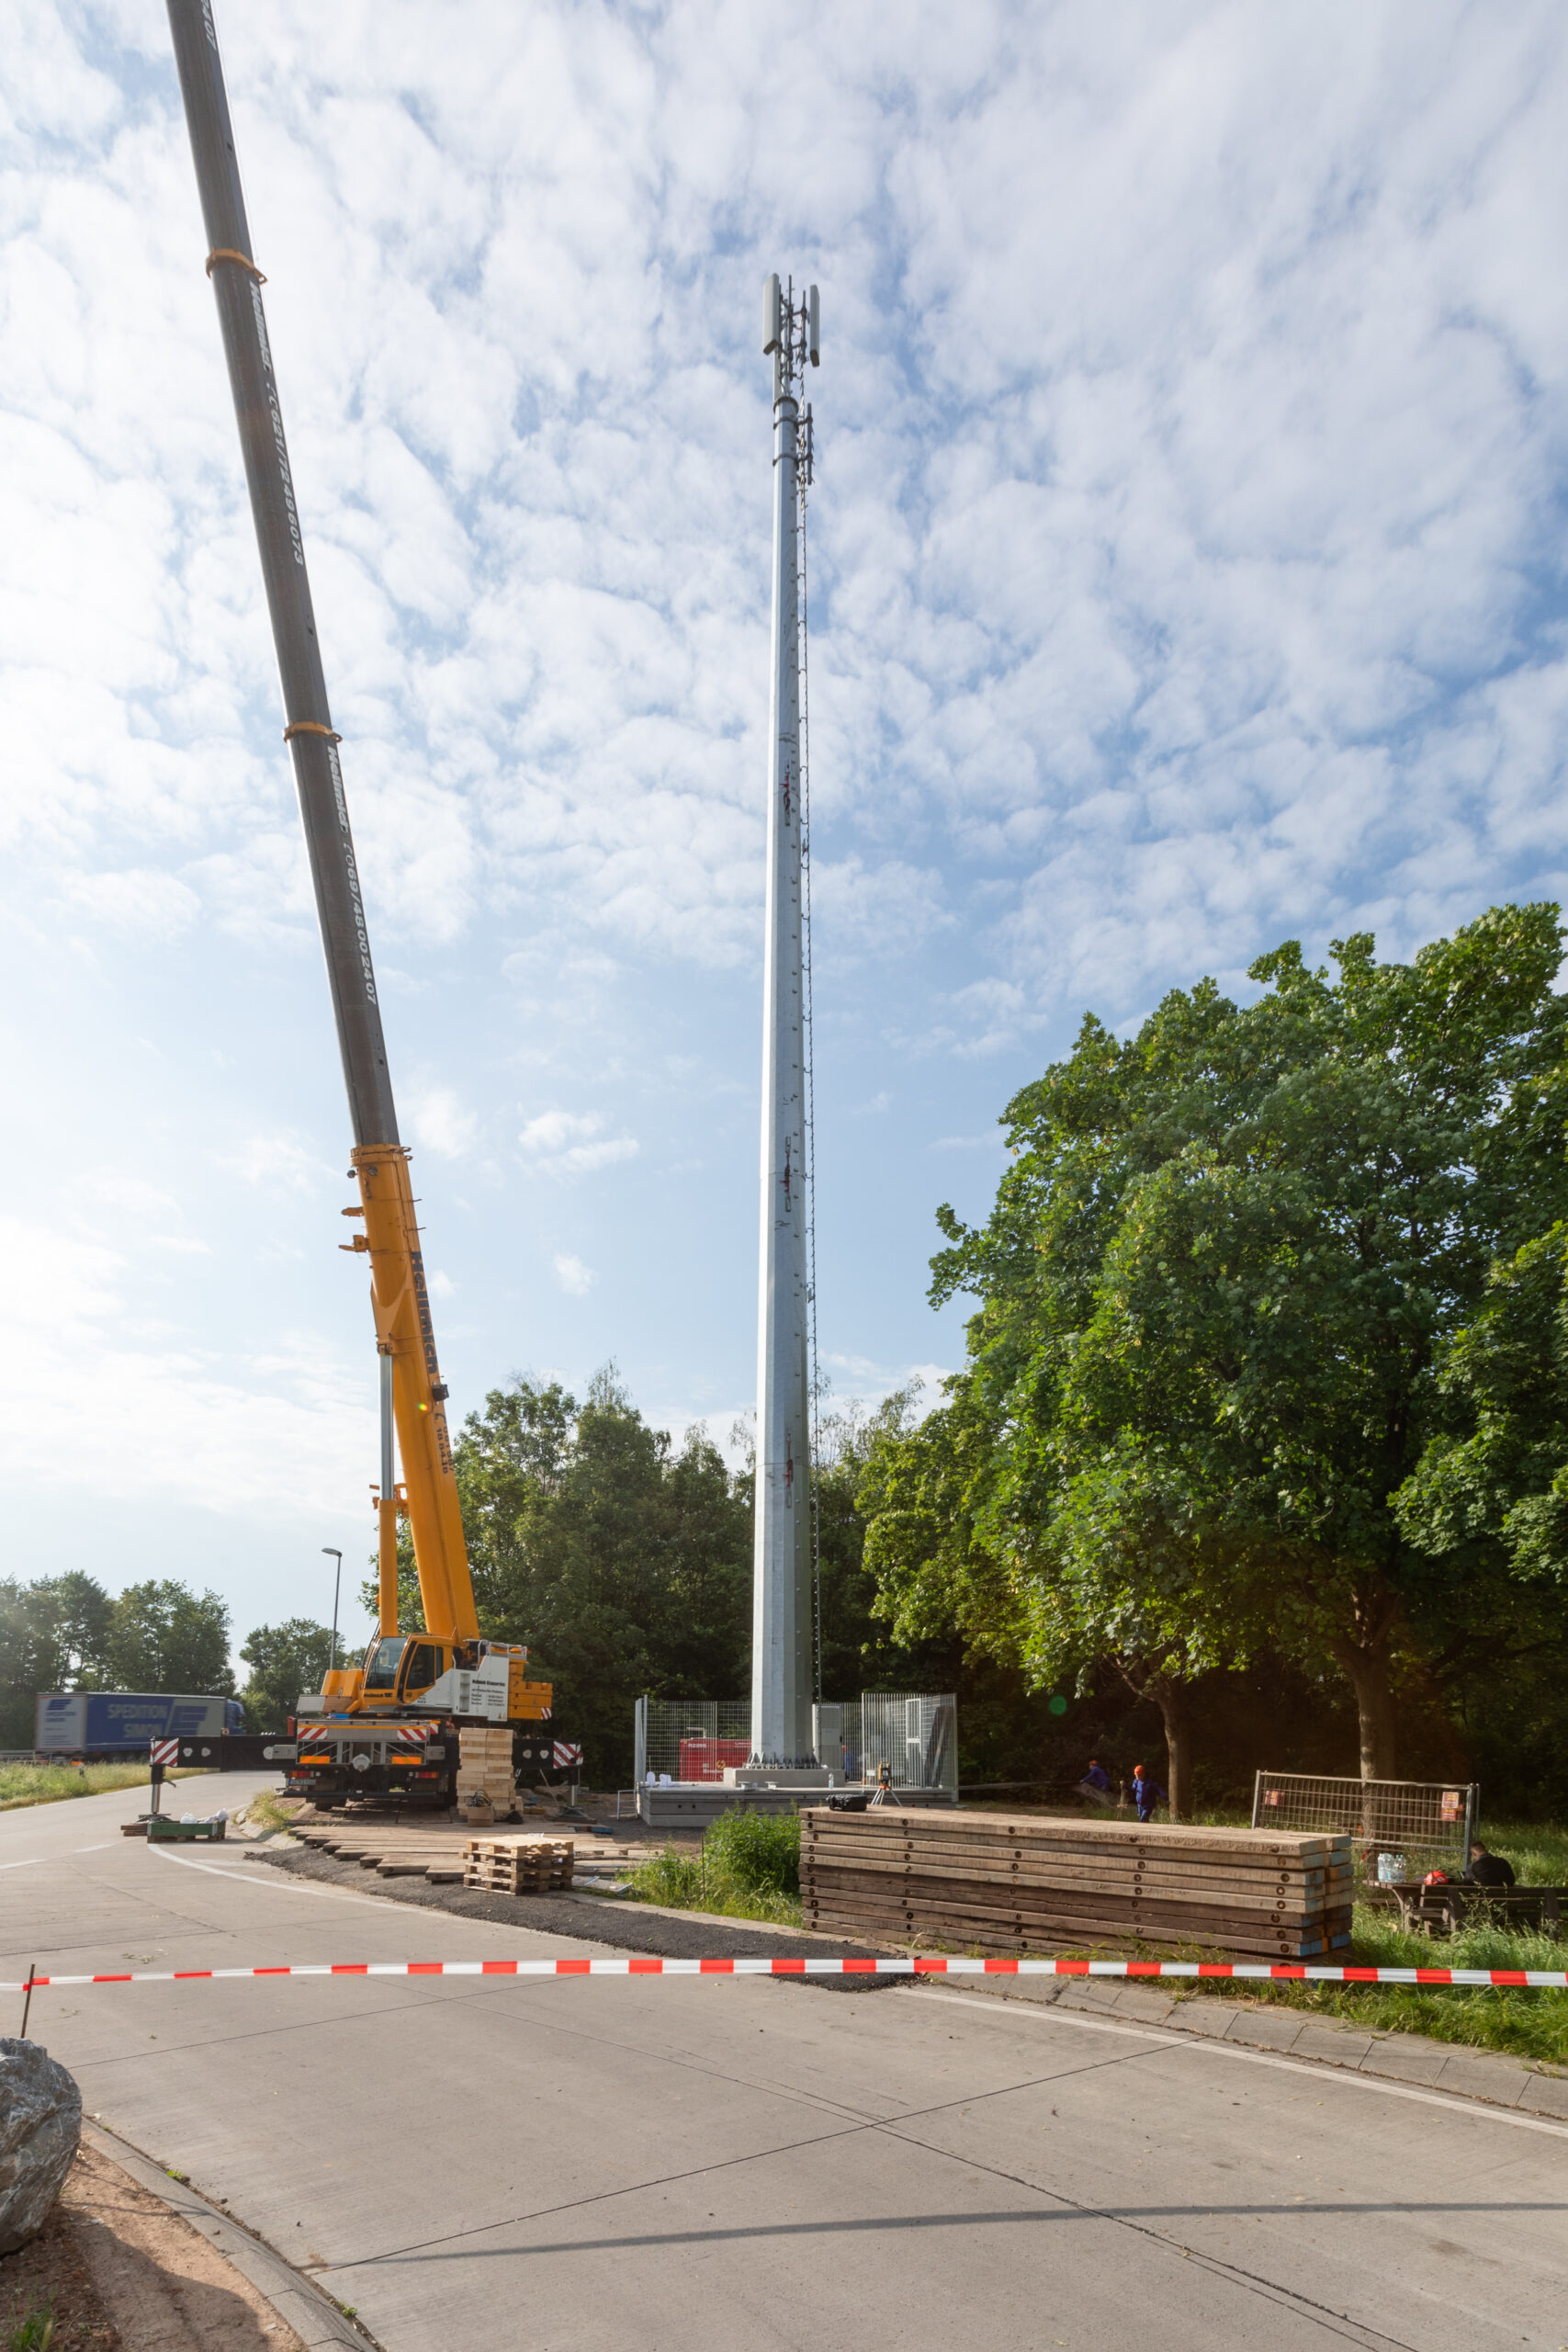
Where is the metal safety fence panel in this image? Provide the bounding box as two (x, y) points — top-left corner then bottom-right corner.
(637, 1698), (751, 1785)
(1252, 1771), (1477, 1879)
(635, 1691), (958, 1789)
(858, 1691), (958, 1795)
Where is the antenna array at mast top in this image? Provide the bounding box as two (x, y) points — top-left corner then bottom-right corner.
(762, 272), (821, 407)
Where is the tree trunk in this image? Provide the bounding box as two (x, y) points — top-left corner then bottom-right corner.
(1328, 1630), (1399, 1782)
(1151, 1675), (1192, 1821)
(1116, 1657), (1195, 1820)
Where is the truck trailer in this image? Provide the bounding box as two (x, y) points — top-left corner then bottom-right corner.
(34, 1692), (244, 1760)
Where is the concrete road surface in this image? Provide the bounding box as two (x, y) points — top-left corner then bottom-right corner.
(3, 1777), (1564, 2350)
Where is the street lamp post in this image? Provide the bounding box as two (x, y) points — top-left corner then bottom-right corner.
(321, 1548), (343, 1678)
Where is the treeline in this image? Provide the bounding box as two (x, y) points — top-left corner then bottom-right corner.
(858, 904), (1568, 1818)
(0, 1577), (234, 1748)
(13, 906), (1561, 1810)
(358, 1368), (976, 1788)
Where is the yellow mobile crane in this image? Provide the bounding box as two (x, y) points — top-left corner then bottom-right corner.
(166, 2), (554, 1807)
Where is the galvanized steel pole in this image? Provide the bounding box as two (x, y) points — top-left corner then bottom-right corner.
(750, 277), (819, 1767)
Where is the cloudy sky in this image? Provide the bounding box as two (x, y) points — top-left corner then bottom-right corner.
(5, 2), (1567, 1667)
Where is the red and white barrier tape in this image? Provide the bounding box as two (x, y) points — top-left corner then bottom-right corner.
(5, 1956), (1566, 1993)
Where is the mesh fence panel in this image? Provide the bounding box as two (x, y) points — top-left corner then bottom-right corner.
(1253, 1772), (1477, 1878)
(635, 1691), (957, 1790)
(859, 1692), (959, 1794)
(637, 1700), (751, 1783)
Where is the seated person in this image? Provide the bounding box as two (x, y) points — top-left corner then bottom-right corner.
(1463, 1839), (1516, 1889)
(1077, 1758), (1113, 1808)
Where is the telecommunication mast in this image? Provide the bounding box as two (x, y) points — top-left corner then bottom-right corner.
(747, 274), (821, 1772)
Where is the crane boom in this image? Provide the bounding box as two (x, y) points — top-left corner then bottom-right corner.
(167, 0), (477, 1647)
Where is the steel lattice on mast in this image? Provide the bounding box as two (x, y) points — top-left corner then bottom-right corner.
(748, 275), (821, 1770)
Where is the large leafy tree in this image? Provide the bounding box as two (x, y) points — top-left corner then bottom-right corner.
(105, 1580), (233, 1695)
(0, 1572), (115, 1747)
(239, 1619), (337, 1731)
(1396, 1225), (1568, 1586)
(879, 905), (1568, 1784)
(456, 1368), (750, 1782)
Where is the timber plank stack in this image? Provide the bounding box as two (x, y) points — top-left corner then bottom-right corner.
(285, 1819), (640, 1888)
(457, 1726), (518, 1815)
(800, 1809), (1353, 1958)
(463, 1836), (575, 1894)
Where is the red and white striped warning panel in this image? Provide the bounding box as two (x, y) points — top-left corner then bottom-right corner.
(552, 1741), (583, 1770)
(6, 1956), (1566, 1993)
(148, 1738), (180, 1769)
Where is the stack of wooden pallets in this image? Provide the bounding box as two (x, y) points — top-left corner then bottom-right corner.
(800, 1809), (1353, 1958)
(462, 1836), (575, 1894)
(457, 1726), (517, 1815)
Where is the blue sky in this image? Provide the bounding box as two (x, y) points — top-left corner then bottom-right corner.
(5, 2), (1568, 1668)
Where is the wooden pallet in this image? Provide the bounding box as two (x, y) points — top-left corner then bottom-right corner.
(462, 1836), (575, 1894)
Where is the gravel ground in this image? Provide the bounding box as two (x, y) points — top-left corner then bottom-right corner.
(253, 1845), (898, 1991)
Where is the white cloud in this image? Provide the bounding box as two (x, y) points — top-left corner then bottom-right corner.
(212, 1136), (337, 1193)
(60, 867), (201, 943)
(6, 0), (1568, 1608)
(410, 1086), (478, 1159)
(552, 1251), (595, 1296)
(0, 1212), (370, 1519)
(519, 1109), (639, 1179)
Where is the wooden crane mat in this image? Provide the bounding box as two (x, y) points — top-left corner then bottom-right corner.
(285, 1820), (638, 1889)
(800, 1807), (1355, 1960)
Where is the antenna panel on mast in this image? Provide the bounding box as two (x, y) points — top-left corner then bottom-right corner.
(762, 272), (782, 354)
(807, 284), (820, 366)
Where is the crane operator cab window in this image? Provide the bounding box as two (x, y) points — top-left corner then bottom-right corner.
(399, 1642), (443, 1700)
(364, 1636), (406, 1693)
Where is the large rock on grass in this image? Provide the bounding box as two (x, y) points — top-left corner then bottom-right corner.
(0, 2036), (81, 2254)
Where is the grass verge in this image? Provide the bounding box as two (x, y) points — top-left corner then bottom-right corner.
(624, 1810), (804, 1928)
(1175, 1820), (1568, 2069)
(240, 1787), (305, 1836)
(0, 1761), (205, 1811)
(1173, 1901), (1568, 2069)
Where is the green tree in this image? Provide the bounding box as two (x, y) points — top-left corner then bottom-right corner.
(106, 1580), (233, 1694)
(356, 1518), (425, 1636)
(0, 1572), (115, 1747)
(884, 905), (1568, 1784)
(457, 1367), (750, 1782)
(238, 1619), (337, 1730)
(1396, 1224), (1568, 1586)
(815, 1386), (966, 1699)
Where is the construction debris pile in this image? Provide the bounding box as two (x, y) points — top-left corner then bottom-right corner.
(801, 1809), (1354, 1959)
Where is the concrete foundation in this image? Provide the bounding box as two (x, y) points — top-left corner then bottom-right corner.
(637, 1781), (958, 1830)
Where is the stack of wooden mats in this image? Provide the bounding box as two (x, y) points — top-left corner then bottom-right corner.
(463, 1836), (575, 1894)
(457, 1726), (516, 1813)
(800, 1809), (1353, 1959)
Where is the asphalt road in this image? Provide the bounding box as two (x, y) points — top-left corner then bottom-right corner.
(4, 1777), (1564, 2351)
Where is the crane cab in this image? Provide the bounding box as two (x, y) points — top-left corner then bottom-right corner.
(351, 1634), (453, 1708)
